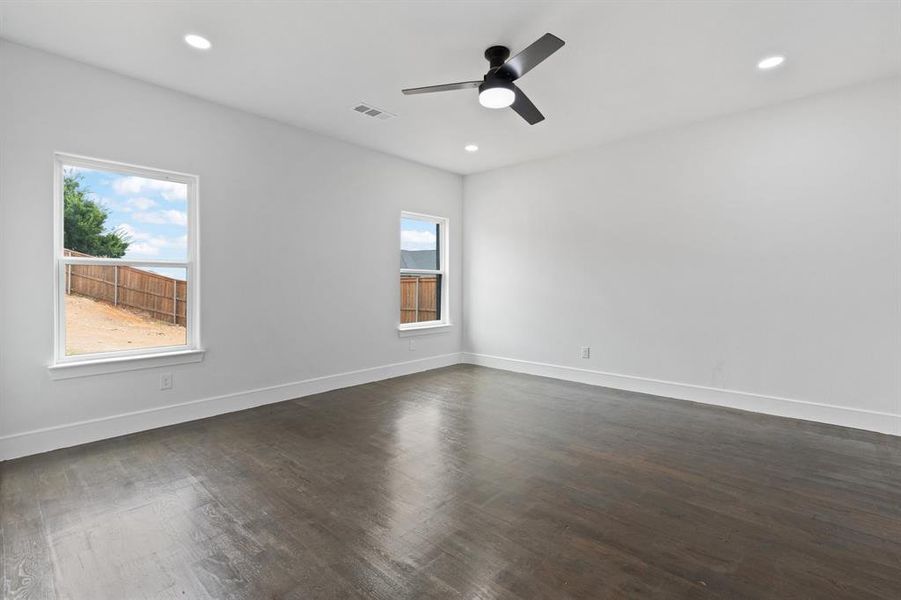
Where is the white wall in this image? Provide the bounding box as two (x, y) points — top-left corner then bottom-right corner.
(463, 78), (901, 435)
(1, 43), (898, 460)
(0, 42), (462, 458)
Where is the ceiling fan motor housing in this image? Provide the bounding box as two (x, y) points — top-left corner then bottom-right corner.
(484, 45), (512, 72)
(481, 45), (516, 102)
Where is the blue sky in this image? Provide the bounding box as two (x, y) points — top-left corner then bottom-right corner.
(66, 165), (187, 279)
(401, 218), (437, 251)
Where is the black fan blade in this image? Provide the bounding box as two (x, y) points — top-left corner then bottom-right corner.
(510, 85), (544, 125)
(496, 33), (565, 80)
(402, 81), (481, 95)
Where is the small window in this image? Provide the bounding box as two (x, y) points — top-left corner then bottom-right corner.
(53, 154), (199, 364)
(400, 213), (448, 329)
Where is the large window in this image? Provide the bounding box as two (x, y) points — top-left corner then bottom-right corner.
(399, 212), (448, 330)
(53, 154), (200, 366)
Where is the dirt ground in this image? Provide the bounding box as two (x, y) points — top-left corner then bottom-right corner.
(65, 294), (186, 356)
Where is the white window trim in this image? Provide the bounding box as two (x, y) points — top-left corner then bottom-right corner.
(398, 211), (451, 334)
(50, 153), (203, 376)
(47, 349), (205, 380)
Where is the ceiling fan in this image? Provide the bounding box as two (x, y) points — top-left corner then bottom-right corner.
(401, 33), (565, 125)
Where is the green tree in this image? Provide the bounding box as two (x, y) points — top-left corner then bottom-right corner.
(63, 173), (130, 257)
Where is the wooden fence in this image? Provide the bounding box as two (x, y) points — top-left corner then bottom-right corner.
(64, 249), (187, 326)
(66, 249), (431, 327)
(400, 275), (439, 323)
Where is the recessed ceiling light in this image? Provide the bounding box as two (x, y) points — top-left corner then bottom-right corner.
(464, 144), (479, 152)
(184, 34), (212, 50)
(757, 55), (785, 70)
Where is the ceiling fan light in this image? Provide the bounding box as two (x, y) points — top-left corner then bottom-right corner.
(478, 80), (515, 109)
(479, 87), (515, 109)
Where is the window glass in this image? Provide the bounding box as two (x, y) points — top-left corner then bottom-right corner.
(400, 273), (442, 324)
(63, 166), (188, 261)
(400, 218), (438, 270)
(58, 158), (195, 362)
(400, 214), (445, 325)
(64, 265), (187, 356)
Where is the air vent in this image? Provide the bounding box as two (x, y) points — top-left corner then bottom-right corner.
(351, 102), (396, 121)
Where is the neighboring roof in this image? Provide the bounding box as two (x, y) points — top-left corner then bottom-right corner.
(401, 250), (437, 270)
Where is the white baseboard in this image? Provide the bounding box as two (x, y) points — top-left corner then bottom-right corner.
(461, 352), (900, 437)
(4, 350), (896, 461)
(0, 352), (462, 461)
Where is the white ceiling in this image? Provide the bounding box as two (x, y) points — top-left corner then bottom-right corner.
(1, 1), (899, 175)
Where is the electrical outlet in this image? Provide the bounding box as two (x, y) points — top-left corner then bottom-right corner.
(160, 372), (173, 391)
(408, 338), (417, 351)
(581, 346), (591, 359)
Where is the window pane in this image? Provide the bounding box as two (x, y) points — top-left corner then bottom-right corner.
(63, 165), (188, 261)
(400, 274), (441, 324)
(65, 265), (187, 356)
(400, 218), (439, 270)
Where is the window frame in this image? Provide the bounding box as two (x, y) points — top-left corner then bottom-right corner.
(398, 211), (450, 333)
(51, 153), (202, 372)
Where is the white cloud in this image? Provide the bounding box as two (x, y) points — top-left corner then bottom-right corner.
(102, 196), (158, 212)
(132, 210), (187, 226)
(401, 229), (437, 251)
(128, 242), (160, 256)
(117, 223), (185, 259)
(117, 223), (143, 240)
(113, 176), (187, 201)
(127, 197), (157, 211)
(132, 212), (165, 225)
(163, 210), (187, 226)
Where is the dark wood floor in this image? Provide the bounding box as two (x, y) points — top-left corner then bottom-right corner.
(2, 365), (900, 599)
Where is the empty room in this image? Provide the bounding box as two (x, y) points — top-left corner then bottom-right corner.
(1, 1), (899, 598)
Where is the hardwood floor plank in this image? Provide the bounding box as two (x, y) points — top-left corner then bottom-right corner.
(2, 365), (899, 599)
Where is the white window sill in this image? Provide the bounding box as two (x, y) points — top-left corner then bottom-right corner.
(48, 348), (205, 380)
(397, 323), (453, 337)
